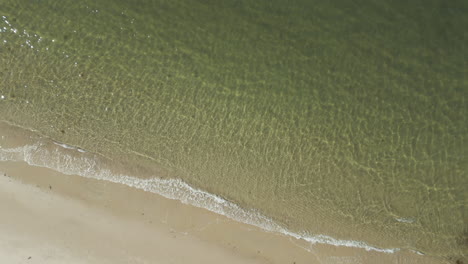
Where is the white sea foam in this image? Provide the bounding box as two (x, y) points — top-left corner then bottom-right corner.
(53, 141), (86, 153)
(395, 217), (415, 224)
(0, 142), (400, 254)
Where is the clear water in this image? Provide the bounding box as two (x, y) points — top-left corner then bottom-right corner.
(0, 0), (466, 259)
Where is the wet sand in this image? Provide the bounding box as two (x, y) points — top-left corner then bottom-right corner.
(0, 121), (450, 264)
(0, 161), (448, 264)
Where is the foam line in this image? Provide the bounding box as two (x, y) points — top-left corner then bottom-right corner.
(0, 142), (400, 254)
(53, 141), (86, 153)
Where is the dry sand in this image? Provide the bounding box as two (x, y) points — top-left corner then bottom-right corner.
(0, 122), (449, 264)
(0, 165), (263, 264)
(0, 161), (448, 264)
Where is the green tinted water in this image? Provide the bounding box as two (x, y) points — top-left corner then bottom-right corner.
(1, 0), (467, 259)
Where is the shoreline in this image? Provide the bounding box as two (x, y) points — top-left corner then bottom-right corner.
(0, 164), (264, 264)
(1, 0), (466, 260)
(0, 121), (449, 263)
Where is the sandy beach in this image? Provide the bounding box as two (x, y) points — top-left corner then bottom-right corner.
(0, 162), (447, 264)
(0, 162), (288, 264)
(0, 122), (450, 263)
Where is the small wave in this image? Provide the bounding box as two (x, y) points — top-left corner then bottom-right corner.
(0, 141), (400, 254)
(395, 217), (415, 224)
(53, 141), (86, 153)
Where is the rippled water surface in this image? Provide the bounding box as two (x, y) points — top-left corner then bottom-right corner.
(1, 0), (467, 259)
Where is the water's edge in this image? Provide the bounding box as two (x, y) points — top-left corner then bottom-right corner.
(0, 121), (403, 254)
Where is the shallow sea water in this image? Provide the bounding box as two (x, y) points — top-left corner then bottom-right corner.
(0, 0), (467, 260)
